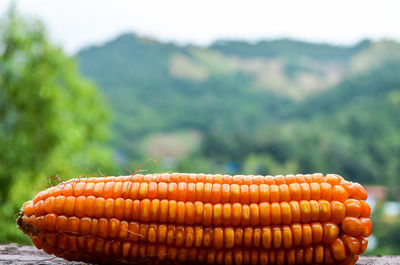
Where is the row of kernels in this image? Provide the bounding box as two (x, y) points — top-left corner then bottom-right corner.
(33, 197), (351, 226)
(34, 172), (369, 204)
(28, 214), (341, 249)
(34, 181), (350, 204)
(36, 234), (361, 265)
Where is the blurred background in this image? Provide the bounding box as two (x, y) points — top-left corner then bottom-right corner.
(1, 0), (399, 254)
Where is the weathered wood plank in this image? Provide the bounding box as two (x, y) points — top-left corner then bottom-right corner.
(1, 243), (399, 264)
(0, 244), (85, 265)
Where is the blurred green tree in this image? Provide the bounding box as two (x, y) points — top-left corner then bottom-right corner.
(0, 6), (115, 242)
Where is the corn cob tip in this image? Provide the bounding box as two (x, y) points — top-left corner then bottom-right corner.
(16, 207), (35, 236)
(16, 208), (24, 230)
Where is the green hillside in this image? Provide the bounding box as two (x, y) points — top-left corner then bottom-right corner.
(242, 61), (400, 186)
(210, 38), (370, 61)
(77, 34), (400, 190)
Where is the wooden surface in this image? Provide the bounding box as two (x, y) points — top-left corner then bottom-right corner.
(0, 244), (84, 265)
(1, 243), (399, 264)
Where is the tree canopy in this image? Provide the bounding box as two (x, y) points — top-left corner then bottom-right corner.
(0, 6), (114, 242)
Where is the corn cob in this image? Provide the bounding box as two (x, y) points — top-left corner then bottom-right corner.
(17, 173), (371, 265)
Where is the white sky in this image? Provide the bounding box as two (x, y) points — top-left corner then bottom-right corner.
(0, 0), (399, 54)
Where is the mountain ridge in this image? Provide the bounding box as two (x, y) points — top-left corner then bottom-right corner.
(76, 33), (400, 188)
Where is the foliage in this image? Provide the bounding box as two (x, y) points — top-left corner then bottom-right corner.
(368, 202), (400, 255)
(0, 6), (115, 243)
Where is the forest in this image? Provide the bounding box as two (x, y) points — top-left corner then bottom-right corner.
(1, 8), (400, 254)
